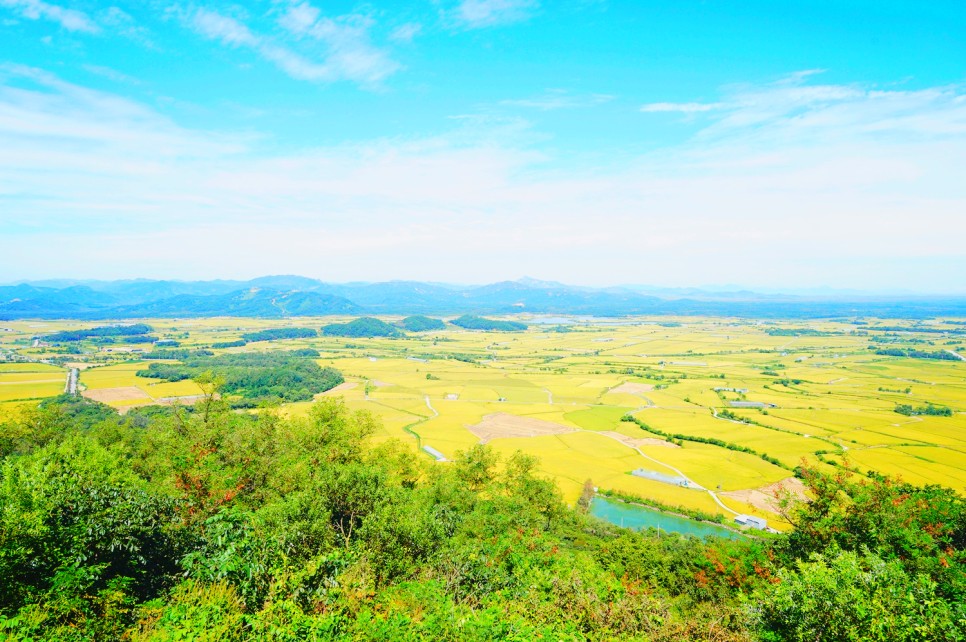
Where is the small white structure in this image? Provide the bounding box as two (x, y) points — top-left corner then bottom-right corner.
(422, 445), (447, 462)
(734, 514), (768, 530)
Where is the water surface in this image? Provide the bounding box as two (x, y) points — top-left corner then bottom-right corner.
(590, 496), (742, 540)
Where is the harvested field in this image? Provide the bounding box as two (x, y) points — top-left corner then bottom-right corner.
(609, 382), (654, 395)
(468, 412), (576, 443)
(157, 395), (209, 405)
(325, 382), (358, 394)
(721, 477), (809, 514)
(82, 386), (151, 403)
(599, 431), (679, 449)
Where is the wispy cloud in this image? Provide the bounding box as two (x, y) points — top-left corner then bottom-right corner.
(276, 3), (400, 83)
(640, 101), (722, 113)
(502, 90), (613, 111)
(191, 8), (258, 47)
(389, 22), (421, 43)
(451, 0), (538, 28)
(0, 0), (98, 33)
(81, 64), (141, 85)
(186, 4), (399, 86)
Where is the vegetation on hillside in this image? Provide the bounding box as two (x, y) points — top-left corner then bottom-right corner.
(322, 317), (402, 338)
(451, 315), (527, 331)
(0, 390), (961, 641)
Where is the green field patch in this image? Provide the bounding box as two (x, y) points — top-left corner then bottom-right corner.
(564, 406), (632, 431)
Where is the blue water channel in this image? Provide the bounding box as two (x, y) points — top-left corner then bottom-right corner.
(590, 496), (742, 540)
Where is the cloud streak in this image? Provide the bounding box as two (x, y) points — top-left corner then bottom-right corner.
(502, 90), (614, 111)
(640, 102), (722, 113)
(451, 0), (538, 28)
(0, 0), (98, 33)
(186, 4), (399, 85)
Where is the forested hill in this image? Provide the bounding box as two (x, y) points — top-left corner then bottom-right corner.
(3, 277), (966, 319)
(0, 395), (962, 640)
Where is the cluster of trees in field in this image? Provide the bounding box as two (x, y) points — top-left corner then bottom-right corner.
(0, 392), (962, 640)
(46, 323), (154, 342)
(241, 328), (318, 342)
(875, 347), (961, 360)
(211, 339), (247, 348)
(870, 325), (966, 335)
(141, 348), (213, 360)
(321, 317), (401, 338)
(894, 403), (954, 417)
(451, 315), (528, 331)
(763, 328), (838, 337)
(135, 352), (342, 404)
(398, 315), (447, 332)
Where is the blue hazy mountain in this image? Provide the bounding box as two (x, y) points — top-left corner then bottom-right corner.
(2, 277), (965, 319)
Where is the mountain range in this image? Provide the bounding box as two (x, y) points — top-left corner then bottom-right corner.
(1, 276), (965, 320)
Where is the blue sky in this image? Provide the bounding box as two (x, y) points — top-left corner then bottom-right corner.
(1, 0), (965, 292)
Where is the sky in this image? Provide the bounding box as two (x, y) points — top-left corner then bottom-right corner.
(1, 0), (965, 292)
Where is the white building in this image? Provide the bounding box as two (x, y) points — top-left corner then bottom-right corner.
(734, 514), (768, 530)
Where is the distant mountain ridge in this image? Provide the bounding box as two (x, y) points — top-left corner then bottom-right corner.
(1, 276), (965, 319)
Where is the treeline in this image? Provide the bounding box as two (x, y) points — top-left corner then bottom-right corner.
(142, 348), (214, 360)
(764, 328), (838, 337)
(451, 315), (527, 331)
(875, 348), (961, 360)
(895, 403), (954, 417)
(211, 339), (247, 348)
(870, 325), (966, 335)
(46, 323), (154, 342)
(136, 351), (342, 404)
(622, 415), (791, 471)
(240, 327), (318, 342)
(0, 395), (961, 640)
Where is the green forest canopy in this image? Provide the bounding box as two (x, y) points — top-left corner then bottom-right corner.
(321, 317), (402, 338)
(0, 391), (962, 641)
(46, 323), (154, 342)
(398, 315), (447, 332)
(136, 351), (342, 404)
(240, 327), (318, 342)
(451, 315), (528, 332)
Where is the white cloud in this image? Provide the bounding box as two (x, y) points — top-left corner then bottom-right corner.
(191, 8), (258, 47)
(186, 5), (399, 85)
(640, 101), (722, 113)
(453, 0), (538, 28)
(1, 67), (965, 290)
(81, 64), (141, 85)
(502, 90), (613, 111)
(389, 22), (421, 43)
(276, 3), (400, 83)
(0, 0), (98, 33)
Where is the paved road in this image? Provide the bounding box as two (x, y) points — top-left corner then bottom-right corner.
(66, 367), (79, 395)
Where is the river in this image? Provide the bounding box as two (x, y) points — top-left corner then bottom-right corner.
(590, 496), (743, 540)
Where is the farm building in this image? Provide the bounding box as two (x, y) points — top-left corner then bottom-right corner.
(734, 514), (768, 530)
(729, 401), (776, 409)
